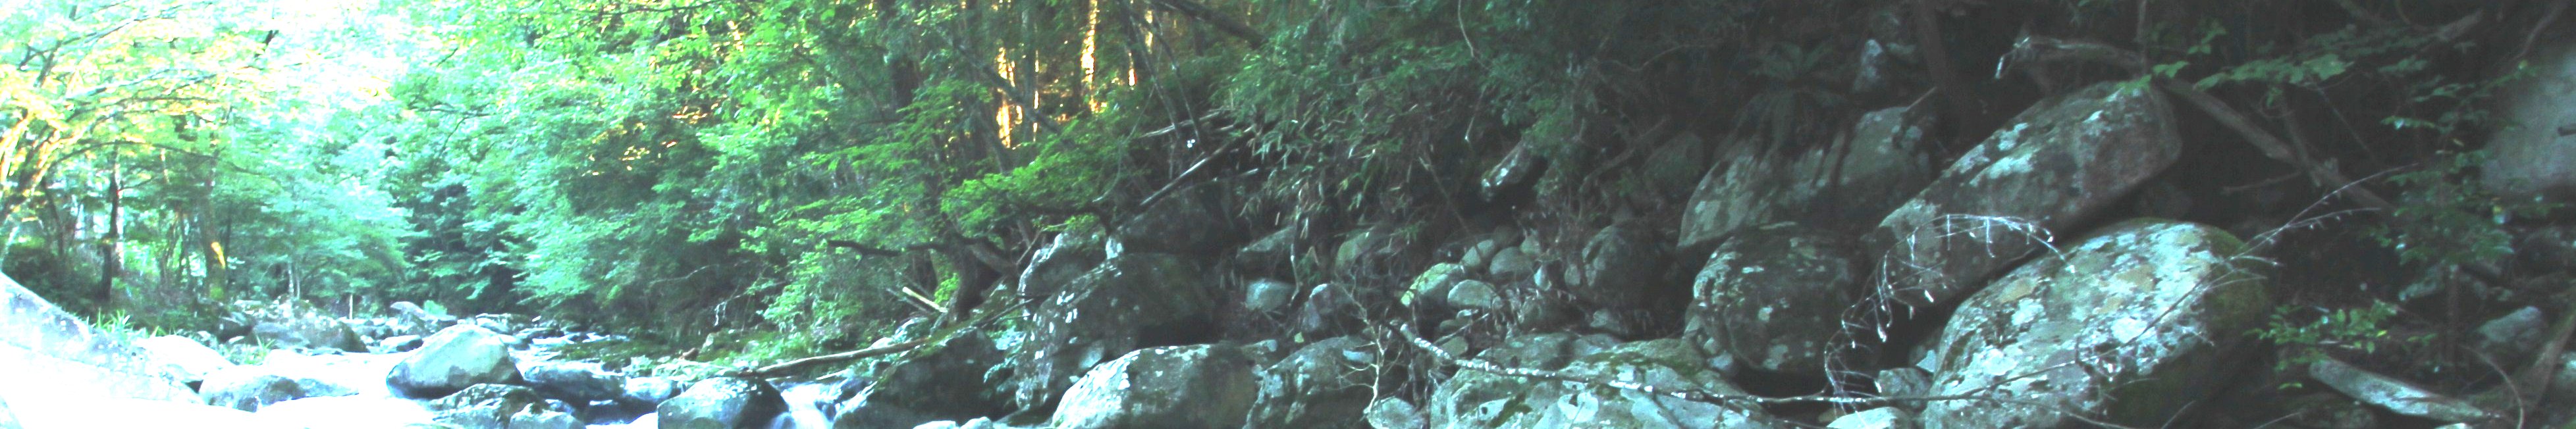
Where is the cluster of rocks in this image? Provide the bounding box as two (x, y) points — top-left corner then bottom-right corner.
(818, 78), (2576, 429)
(376, 323), (781, 428)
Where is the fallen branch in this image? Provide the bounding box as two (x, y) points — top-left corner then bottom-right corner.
(739, 336), (935, 377)
(2515, 296), (2576, 409)
(734, 300), (1033, 378)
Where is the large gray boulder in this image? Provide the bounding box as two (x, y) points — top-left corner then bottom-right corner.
(658, 377), (785, 429)
(621, 376), (687, 407)
(1235, 226), (1302, 278)
(1872, 82), (2181, 308)
(521, 361), (626, 403)
(1422, 339), (1777, 428)
(387, 324), (522, 398)
(1295, 282), (1366, 337)
(1009, 253), (1214, 409)
(1050, 345), (1260, 429)
(1246, 336), (1379, 429)
(1571, 224), (1685, 334)
(833, 334), (1013, 429)
(133, 335), (235, 385)
(1682, 222), (1867, 375)
(198, 368), (305, 411)
(250, 317), (365, 352)
(1019, 232), (1106, 298)
(1680, 106), (1937, 249)
(0, 274), (199, 428)
(1916, 220), (2270, 428)
(2483, 39), (2576, 202)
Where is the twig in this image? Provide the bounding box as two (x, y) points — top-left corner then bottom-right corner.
(736, 300), (1030, 378)
(2515, 0), (2573, 64)
(740, 336), (935, 377)
(1133, 131), (1246, 211)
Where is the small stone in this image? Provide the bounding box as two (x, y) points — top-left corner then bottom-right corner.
(1875, 366), (1933, 399)
(1513, 295), (1575, 333)
(1244, 278), (1296, 313)
(1445, 280), (1505, 311)
(1364, 397), (1424, 429)
(1587, 309), (1632, 337)
(1406, 264), (1468, 308)
(1436, 318), (1470, 336)
(1461, 239), (1501, 272)
(1488, 247), (1532, 278)
(1437, 338), (1471, 358)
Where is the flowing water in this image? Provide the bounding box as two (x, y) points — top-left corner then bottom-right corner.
(766, 382), (843, 429)
(180, 333), (676, 428)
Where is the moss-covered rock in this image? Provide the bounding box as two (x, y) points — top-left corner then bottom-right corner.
(1871, 82), (2182, 308)
(1918, 220), (2270, 428)
(1682, 222), (1866, 375)
(1680, 106), (1937, 250)
(1051, 345), (1259, 429)
(1422, 339), (1779, 428)
(834, 334), (1013, 429)
(1008, 253), (1214, 410)
(1245, 336), (1378, 429)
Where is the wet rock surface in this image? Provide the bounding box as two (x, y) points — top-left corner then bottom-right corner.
(387, 324), (522, 399)
(1422, 339), (1778, 428)
(1007, 253), (1216, 411)
(1916, 220), (2270, 428)
(834, 334), (1014, 429)
(659, 377), (786, 429)
(1871, 82), (2183, 308)
(1050, 344), (1260, 429)
(1245, 336), (1379, 429)
(1682, 222), (1867, 375)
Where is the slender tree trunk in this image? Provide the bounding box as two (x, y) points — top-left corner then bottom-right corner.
(97, 151), (122, 314)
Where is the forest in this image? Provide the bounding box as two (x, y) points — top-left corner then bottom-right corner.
(9, 0), (2576, 428)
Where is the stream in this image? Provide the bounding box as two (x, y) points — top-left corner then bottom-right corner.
(201, 330), (843, 429)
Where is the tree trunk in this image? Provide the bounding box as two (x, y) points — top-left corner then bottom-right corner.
(95, 152), (122, 315)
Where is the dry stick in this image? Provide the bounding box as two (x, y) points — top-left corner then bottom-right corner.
(743, 336), (936, 377)
(2515, 0), (2573, 64)
(1133, 130), (1247, 211)
(2515, 299), (2576, 412)
(738, 299), (1031, 378)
